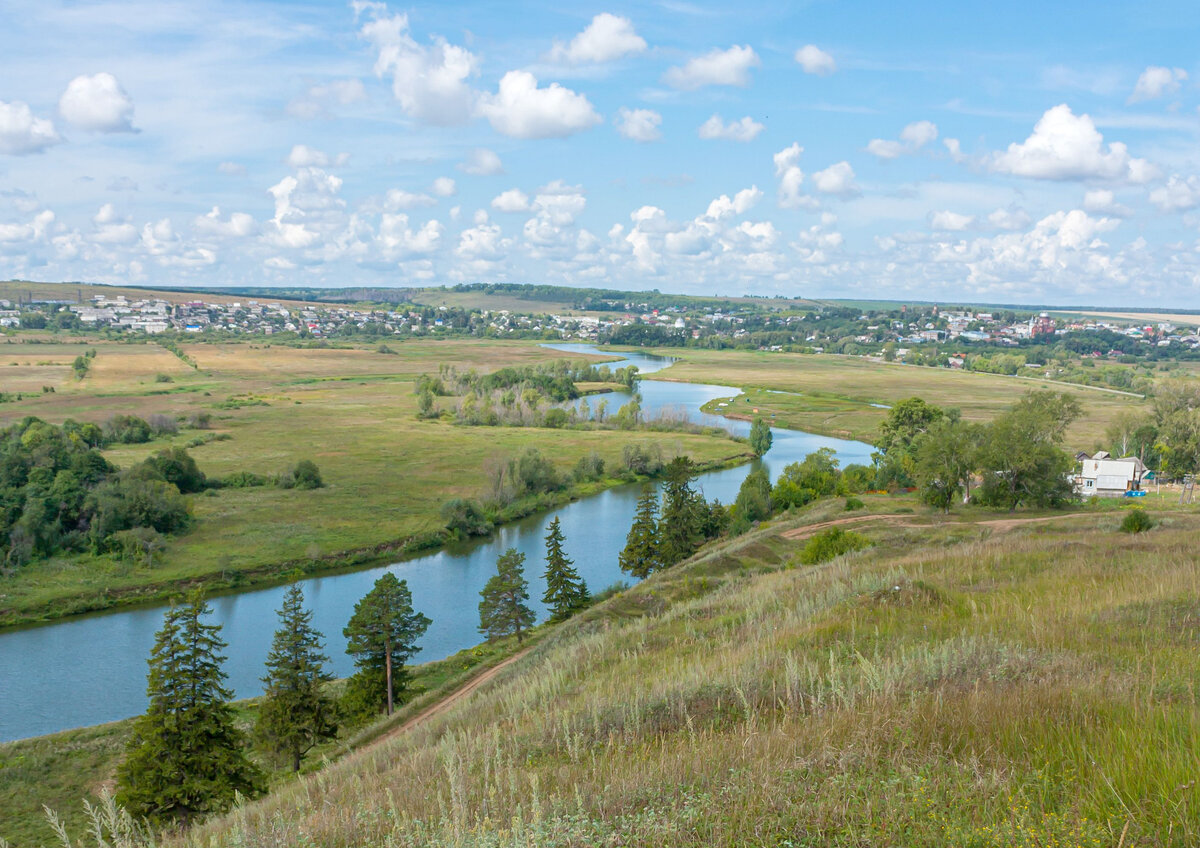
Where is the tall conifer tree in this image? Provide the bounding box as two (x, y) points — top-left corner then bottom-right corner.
(344, 573), (431, 716)
(619, 486), (661, 578)
(116, 594), (263, 824)
(479, 548), (536, 642)
(256, 585), (338, 771)
(659, 457), (704, 567)
(542, 517), (588, 622)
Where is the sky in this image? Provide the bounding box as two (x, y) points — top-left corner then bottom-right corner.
(1, 0), (1199, 306)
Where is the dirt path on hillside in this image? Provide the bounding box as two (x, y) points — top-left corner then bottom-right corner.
(780, 512), (1095, 540)
(374, 647), (533, 747)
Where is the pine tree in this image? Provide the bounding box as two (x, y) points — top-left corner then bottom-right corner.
(659, 457), (704, 567)
(116, 594), (263, 825)
(479, 548), (536, 642)
(619, 486), (661, 578)
(542, 517), (588, 623)
(344, 573), (431, 716)
(255, 585), (338, 772)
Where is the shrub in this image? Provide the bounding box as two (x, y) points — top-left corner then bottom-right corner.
(141, 447), (207, 493)
(541, 407), (570, 429)
(573, 451), (605, 482)
(1119, 509), (1154, 534)
(844, 497), (865, 511)
(221, 470), (267, 488)
(282, 460), (324, 490)
(798, 527), (871, 565)
(441, 498), (492, 537)
(146, 413), (179, 436)
(103, 414), (152, 445)
(154, 373), (173, 383)
(621, 442), (663, 475)
(185, 411), (212, 429)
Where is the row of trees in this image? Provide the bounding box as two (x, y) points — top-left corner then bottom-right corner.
(117, 513), (595, 826)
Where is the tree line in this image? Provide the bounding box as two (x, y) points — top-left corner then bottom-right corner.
(114, 512), (594, 827)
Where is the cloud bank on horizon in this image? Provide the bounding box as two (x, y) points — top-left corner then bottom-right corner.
(0, 0), (1199, 306)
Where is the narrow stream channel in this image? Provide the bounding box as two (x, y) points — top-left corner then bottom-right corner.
(0, 344), (874, 742)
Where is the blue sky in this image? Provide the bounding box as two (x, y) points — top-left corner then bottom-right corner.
(1, 0), (1199, 305)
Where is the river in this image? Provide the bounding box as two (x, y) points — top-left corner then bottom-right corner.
(0, 344), (873, 742)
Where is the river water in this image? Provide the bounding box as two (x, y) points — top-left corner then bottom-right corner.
(0, 344), (872, 742)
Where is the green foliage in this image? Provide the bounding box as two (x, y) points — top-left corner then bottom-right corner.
(115, 595), (264, 824)
(839, 463), (874, 494)
(659, 457), (705, 567)
(220, 470), (267, 488)
(1153, 380), (1200, 475)
(542, 517), (589, 623)
(541, 407), (570, 428)
(619, 486), (662, 579)
(509, 447), (559, 495)
(479, 548), (536, 642)
(913, 419), (978, 513)
(797, 526), (871, 565)
(621, 441), (663, 475)
(748, 417), (773, 457)
(343, 573), (431, 717)
(86, 474), (192, 549)
(1119, 509), (1155, 534)
(255, 585), (338, 772)
(572, 450), (605, 482)
(872, 397), (945, 489)
(730, 467), (773, 533)
(844, 496), (865, 511)
(975, 391), (1080, 510)
(141, 446), (207, 494)
(441, 497), (492, 538)
(773, 448), (841, 509)
(103, 414), (152, 445)
(281, 459), (324, 490)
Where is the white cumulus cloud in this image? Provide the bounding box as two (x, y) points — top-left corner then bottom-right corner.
(794, 44), (835, 76)
(773, 143), (811, 209)
(811, 161), (859, 196)
(0, 100), (60, 155)
(491, 188), (531, 213)
(458, 148), (503, 175)
(1082, 189), (1131, 217)
(1129, 66), (1188, 103)
(930, 210), (975, 231)
(431, 177), (456, 197)
(478, 71), (601, 139)
(698, 114), (764, 142)
(548, 13), (646, 64)
(359, 9), (478, 125)
(990, 104), (1156, 183)
(194, 207), (257, 238)
(615, 107), (662, 142)
(59, 73), (136, 133)
(1149, 174), (1200, 212)
(867, 120), (938, 159)
(662, 45), (759, 90)
(285, 145), (349, 168)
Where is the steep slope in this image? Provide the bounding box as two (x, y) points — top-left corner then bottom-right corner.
(185, 505), (1200, 847)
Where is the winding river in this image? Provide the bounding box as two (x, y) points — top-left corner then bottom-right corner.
(0, 344), (873, 743)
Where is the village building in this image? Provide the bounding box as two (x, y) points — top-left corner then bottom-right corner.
(1075, 451), (1147, 498)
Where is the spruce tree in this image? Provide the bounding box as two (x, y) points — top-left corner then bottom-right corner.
(479, 548), (536, 642)
(116, 594), (263, 825)
(542, 517), (588, 622)
(659, 457), (704, 567)
(344, 573), (431, 716)
(619, 486), (661, 578)
(255, 585), (338, 772)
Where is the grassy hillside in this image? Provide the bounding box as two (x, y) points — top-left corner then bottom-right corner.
(173, 498), (1200, 848)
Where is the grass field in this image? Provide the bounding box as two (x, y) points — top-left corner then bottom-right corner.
(0, 633), (532, 848)
(163, 495), (1200, 848)
(0, 337), (748, 628)
(641, 346), (1145, 446)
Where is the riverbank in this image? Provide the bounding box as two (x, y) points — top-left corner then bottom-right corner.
(619, 344), (1144, 445)
(0, 449), (751, 632)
